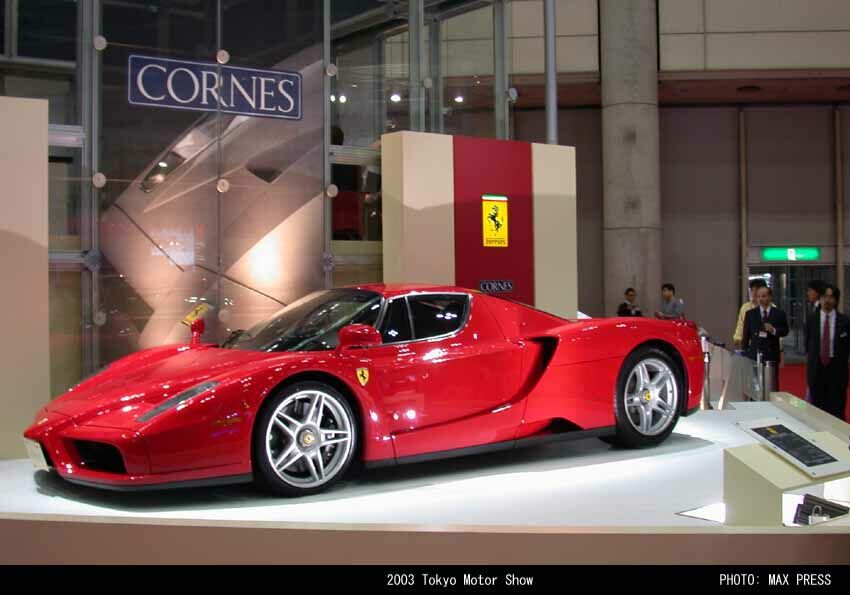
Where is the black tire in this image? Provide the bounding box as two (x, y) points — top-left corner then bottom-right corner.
(608, 346), (683, 449)
(253, 381), (358, 497)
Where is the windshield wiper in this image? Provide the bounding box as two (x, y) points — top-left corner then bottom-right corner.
(221, 328), (246, 348)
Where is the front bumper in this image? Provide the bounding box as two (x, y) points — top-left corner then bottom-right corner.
(23, 412), (250, 491)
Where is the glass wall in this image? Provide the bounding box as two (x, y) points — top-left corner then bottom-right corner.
(2, 0), (527, 395)
(98, 0), (324, 365)
(442, 6), (495, 138)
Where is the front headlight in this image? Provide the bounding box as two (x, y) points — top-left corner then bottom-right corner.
(136, 380), (220, 423)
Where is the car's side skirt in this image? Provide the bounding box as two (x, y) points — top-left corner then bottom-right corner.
(364, 425), (616, 469)
(63, 473), (254, 492)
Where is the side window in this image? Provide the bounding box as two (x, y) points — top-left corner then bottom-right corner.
(379, 298), (412, 343)
(408, 294), (469, 340)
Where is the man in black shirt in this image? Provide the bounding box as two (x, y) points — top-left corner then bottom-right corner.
(617, 287), (642, 317)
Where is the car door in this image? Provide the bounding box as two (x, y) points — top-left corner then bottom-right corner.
(363, 292), (524, 459)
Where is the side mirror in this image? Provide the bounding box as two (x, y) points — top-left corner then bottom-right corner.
(337, 324), (383, 351)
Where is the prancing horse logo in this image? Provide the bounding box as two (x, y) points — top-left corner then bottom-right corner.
(356, 367), (370, 387)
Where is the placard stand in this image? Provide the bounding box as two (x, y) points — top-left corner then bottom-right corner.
(723, 431), (850, 526)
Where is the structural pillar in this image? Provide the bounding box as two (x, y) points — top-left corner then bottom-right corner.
(600, 0), (661, 315)
(543, 0), (557, 145)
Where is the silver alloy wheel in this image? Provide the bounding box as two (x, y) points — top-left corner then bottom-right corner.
(264, 389), (354, 489)
(624, 357), (679, 436)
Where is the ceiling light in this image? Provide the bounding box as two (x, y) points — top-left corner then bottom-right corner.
(158, 161), (168, 168)
(339, 94), (347, 104)
(390, 92), (401, 103)
(330, 94), (336, 102)
(454, 95), (464, 103)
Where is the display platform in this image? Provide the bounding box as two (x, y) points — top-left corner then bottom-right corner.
(2, 401), (850, 564)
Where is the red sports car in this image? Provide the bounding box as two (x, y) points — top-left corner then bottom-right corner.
(24, 284), (703, 496)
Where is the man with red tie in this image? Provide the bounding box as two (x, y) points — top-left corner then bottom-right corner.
(805, 285), (850, 420)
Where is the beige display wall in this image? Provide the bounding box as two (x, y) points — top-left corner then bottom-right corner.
(0, 97), (49, 459)
(382, 130), (577, 318)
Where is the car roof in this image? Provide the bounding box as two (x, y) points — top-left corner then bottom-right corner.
(347, 283), (475, 298)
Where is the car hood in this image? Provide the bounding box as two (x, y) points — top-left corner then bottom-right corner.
(44, 347), (286, 426)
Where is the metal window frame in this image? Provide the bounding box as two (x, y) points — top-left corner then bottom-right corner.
(5, 0), (16, 58)
(408, 0), (424, 131)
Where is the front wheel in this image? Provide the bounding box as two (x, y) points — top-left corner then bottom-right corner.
(253, 381), (358, 497)
(609, 347), (682, 448)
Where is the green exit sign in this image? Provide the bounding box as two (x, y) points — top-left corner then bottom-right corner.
(761, 247), (821, 262)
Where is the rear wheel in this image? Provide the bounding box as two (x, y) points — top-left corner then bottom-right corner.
(609, 347), (682, 448)
(253, 381), (358, 497)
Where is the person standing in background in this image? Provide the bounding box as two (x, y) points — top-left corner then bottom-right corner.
(742, 285), (789, 389)
(655, 283), (684, 320)
(805, 285), (850, 420)
(617, 288), (643, 317)
(734, 278), (767, 350)
(806, 280), (826, 317)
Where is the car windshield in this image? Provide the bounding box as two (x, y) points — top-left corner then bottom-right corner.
(221, 289), (383, 352)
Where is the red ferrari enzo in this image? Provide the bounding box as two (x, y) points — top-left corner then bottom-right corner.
(24, 284), (703, 496)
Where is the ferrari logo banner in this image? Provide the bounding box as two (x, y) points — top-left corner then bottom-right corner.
(356, 367), (370, 387)
(482, 194), (508, 247)
(182, 302), (210, 326)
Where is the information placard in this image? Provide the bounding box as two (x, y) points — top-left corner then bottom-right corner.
(737, 417), (850, 478)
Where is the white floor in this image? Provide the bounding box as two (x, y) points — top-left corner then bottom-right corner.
(0, 402), (827, 528)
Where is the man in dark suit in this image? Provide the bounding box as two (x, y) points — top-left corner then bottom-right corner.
(805, 285), (850, 420)
(742, 285), (789, 388)
(617, 287), (643, 317)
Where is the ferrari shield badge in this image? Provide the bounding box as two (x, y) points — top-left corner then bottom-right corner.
(182, 302), (210, 326)
(356, 367), (370, 387)
(482, 194), (508, 247)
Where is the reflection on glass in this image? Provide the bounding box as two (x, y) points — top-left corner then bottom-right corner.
(49, 147), (82, 250)
(99, 1), (326, 369)
(442, 6), (495, 137)
(331, 161), (381, 241)
(18, 0), (77, 61)
(2, 73), (77, 124)
(223, 289), (382, 352)
(50, 270), (83, 397)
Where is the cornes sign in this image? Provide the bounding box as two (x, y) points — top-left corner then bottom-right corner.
(128, 55), (301, 120)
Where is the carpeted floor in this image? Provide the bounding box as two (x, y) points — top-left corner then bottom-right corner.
(780, 363), (850, 422)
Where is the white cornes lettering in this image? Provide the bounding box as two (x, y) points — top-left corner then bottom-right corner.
(166, 68), (200, 104)
(230, 76), (256, 109)
(277, 79), (296, 113)
(201, 70), (229, 108)
(259, 77), (277, 111)
(136, 64), (167, 101)
(132, 58), (299, 118)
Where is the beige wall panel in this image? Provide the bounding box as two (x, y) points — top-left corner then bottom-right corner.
(706, 0), (850, 33)
(556, 0), (598, 36)
(707, 31), (850, 70)
(512, 36), (597, 74)
(445, 40), (495, 76)
(511, 36), (545, 74)
(660, 34), (705, 71)
(532, 143), (578, 319)
(444, 6), (493, 40)
(659, 0), (704, 34)
(381, 131), (455, 286)
(557, 36), (599, 72)
(511, 0), (544, 38)
(0, 97), (49, 459)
